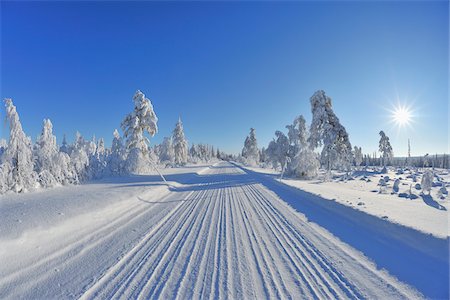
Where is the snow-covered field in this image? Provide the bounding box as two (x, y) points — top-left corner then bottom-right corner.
(244, 166), (449, 239)
(1, 162), (448, 299)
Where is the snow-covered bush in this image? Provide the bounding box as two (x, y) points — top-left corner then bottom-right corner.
(173, 118), (188, 166)
(121, 90), (158, 174)
(289, 149), (320, 179)
(421, 170), (433, 195)
(378, 178), (387, 193)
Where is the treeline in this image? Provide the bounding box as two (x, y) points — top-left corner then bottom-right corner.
(0, 90), (219, 194)
(238, 90), (449, 179)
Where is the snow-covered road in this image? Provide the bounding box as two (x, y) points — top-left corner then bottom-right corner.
(0, 162), (444, 299)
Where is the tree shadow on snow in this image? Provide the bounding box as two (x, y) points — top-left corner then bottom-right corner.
(421, 194), (447, 211)
(233, 163), (449, 300)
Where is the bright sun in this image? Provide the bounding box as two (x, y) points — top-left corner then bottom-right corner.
(392, 105), (412, 127)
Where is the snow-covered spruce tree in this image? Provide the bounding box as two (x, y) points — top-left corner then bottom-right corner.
(242, 128), (260, 166)
(172, 118), (188, 166)
(189, 143), (198, 163)
(34, 119), (58, 187)
(108, 129), (126, 175)
(60, 134), (70, 154)
(2, 98), (37, 192)
(88, 137), (107, 179)
(121, 90), (158, 174)
(70, 131), (90, 180)
(34, 119), (77, 187)
(379, 130), (393, 170)
(354, 146), (363, 168)
(308, 90), (353, 172)
(159, 136), (175, 165)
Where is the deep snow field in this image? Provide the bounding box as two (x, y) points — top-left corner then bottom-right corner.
(0, 162), (448, 299)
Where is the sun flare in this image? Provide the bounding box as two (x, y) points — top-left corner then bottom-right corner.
(391, 105), (412, 127)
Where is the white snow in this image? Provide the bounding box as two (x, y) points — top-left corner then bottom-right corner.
(1, 162), (447, 299)
(244, 165), (449, 239)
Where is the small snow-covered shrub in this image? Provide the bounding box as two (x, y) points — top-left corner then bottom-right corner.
(289, 149), (319, 179)
(38, 170), (57, 188)
(378, 178), (387, 193)
(421, 170), (433, 195)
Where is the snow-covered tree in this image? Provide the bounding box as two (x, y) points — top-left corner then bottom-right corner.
(266, 131), (290, 171)
(290, 148), (320, 179)
(88, 137), (107, 179)
(406, 138), (411, 167)
(108, 129), (125, 175)
(354, 146), (363, 168)
(60, 134), (70, 154)
(159, 136), (175, 164)
(286, 115), (308, 160)
(379, 130), (393, 168)
(2, 98), (36, 192)
(34, 119), (77, 187)
(242, 128), (260, 166)
(70, 131), (90, 179)
(34, 119), (58, 173)
(172, 118), (188, 166)
(121, 90), (158, 174)
(421, 170), (433, 195)
(97, 138), (106, 158)
(308, 90), (352, 171)
(189, 143), (198, 162)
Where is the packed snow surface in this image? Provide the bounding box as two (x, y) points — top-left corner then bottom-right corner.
(0, 162), (447, 299)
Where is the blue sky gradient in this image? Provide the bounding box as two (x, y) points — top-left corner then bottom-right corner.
(1, 1), (448, 155)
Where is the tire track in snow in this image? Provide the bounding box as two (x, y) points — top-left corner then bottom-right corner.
(247, 183), (361, 299)
(243, 183), (354, 299)
(81, 189), (207, 299)
(4, 162), (423, 299)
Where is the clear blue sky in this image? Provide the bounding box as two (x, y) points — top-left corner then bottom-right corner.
(1, 1), (448, 156)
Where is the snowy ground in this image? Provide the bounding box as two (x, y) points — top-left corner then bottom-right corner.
(244, 165), (449, 239)
(0, 162), (448, 299)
